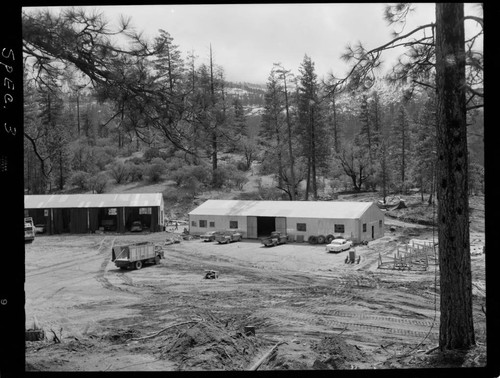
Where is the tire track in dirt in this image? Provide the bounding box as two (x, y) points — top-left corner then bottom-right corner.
(311, 309), (435, 327)
(165, 248), (320, 287)
(26, 236), (113, 278)
(94, 237), (134, 293)
(258, 307), (438, 340)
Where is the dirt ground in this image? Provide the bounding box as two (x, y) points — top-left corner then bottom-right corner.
(24, 199), (487, 372)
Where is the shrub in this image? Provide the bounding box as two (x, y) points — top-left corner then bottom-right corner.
(126, 161), (146, 182)
(231, 170), (249, 190)
(182, 176), (201, 198)
(93, 147), (115, 171)
(108, 161), (130, 184)
(88, 172), (109, 193)
(258, 185), (285, 200)
(236, 160), (249, 172)
(144, 147), (169, 162)
(68, 170), (90, 190)
(211, 167), (230, 189)
(146, 158), (166, 183)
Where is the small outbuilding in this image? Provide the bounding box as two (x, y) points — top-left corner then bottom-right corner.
(188, 200), (384, 243)
(24, 193), (164, 234)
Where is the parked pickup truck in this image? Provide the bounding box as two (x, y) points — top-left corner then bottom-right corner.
(215, 230), (242, 244)
(200, 231), (222, 242)
(112, 242), (164, 270)
(261, 231), (287, 247)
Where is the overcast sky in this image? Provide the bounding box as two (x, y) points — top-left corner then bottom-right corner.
(26, 3), (483, 85)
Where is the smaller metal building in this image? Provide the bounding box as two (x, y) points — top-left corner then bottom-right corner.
(24, 193), (164, 234)
(188, 200), (384, 243)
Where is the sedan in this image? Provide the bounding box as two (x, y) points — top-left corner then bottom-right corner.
(325, 238), (352, 253)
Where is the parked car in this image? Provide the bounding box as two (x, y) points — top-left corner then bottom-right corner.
(130, 221), (143, 232)
(325, 238), (352, 253)
(34, 224), (46, 234)
(261, 231), (288, 247)
(200, 231), (222, 242)
(24, 217), (35, 243)
(215, 230), (243, 244)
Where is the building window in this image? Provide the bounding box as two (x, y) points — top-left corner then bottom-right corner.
(199, 220), (207, 228)
(191, 221), (197, 227)
(379, 220), (383, 228)
(139, 207), (151, 214)
(209, 221), (215, 228)
(297, 223), (307, 232)
(363, 223), (367, 232)
(108, 208), (117, 215)
(229, 221), (238, 229)
(334, 224), (344, 233)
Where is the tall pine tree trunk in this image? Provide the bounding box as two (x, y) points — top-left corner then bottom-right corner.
(305, 155), (311, 201)
(310, 106), (318, 200)
(283, 78), (296, 200)
(435, 3), (475, 350)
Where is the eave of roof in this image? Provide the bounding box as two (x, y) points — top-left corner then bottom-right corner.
(188, 200), (376, 219)
(24, 193), (163, 209)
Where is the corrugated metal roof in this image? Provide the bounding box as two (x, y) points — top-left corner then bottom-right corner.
(24, 193), (163, 209)
(188, 200), (375, 219)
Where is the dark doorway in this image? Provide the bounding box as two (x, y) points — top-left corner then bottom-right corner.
(62, 208), (71, 233)
(371, 225), (374, 239)
(257, 216), (276, 237)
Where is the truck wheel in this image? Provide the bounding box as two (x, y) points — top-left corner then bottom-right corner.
(134, 260), (143, 270)
(309, 236), (318, 244)
(326, 234), (334, 243)
(154, 255), (161, 265)
(317, 235), (326, 244)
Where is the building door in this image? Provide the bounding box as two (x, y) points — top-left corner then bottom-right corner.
(371, 225), (374, 239)
(247, 216), (257, 239)
(275, 217), (286, 234)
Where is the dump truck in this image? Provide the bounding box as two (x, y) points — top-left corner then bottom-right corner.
(112, 242), (164, 270)
(261, 231), (287, 247)
(24, 217), (35, 243)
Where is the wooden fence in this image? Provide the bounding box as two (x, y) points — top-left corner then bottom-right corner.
(378, 240), (437, 271)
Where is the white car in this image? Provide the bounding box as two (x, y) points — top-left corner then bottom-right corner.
(325, 238), (352, 253)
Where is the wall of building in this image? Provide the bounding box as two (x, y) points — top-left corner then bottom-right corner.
(285, 217), (359, 242)
(26, 206), (162, 234)
(189, 215), (247, 236)
(189, 206), (385, 243)
(358, 204), (385, 242)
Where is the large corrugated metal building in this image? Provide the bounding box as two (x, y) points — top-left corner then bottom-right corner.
(24, 193), (164, 234)
(188, 200), (384, 243)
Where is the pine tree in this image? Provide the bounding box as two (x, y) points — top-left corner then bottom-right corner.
(369, 90), (382, 148)
(391, 104), (412, 193)
(296, 55), (329, 200)
(260, 69), (286, 190)
(154, 30), (185, 95)
(358, 94), (373, 160)
(411, 94), (437, 202)
(231, 97), (247, 137)
(274, 63), (297, 200)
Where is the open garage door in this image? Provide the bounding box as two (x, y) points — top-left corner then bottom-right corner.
(257, 217), (276, 237)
